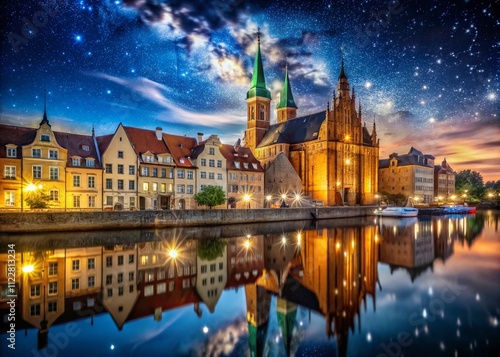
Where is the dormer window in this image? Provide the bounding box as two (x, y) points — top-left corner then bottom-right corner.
(82, 145), (90, 151)
(72, 158), (80, 166)
(243, 163), (249, 169)
(6, 146), (16, 158)
(252, 163), (257, 169)
(41, 134), (50, 142)
(235, 162), (240, 169)
(86, 159), (95, 167)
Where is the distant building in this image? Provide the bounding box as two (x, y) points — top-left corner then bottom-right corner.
(434, 158), (456, 202)
(244, 30), (379, 205)
(379, 147), (435, 204)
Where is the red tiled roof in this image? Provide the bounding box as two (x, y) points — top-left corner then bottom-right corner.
(96, 134), (113, 156)
(123, 126), (171, 157)
(219, 144), (264, 172)
(54, 131), (101, 167)
(163, 133), (197, 167)
(0, 125), (36, 158)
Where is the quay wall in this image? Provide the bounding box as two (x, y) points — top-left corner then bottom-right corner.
(0, 206), (375, 233)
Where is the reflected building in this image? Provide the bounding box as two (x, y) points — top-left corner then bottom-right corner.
(196, 240), (227, 313)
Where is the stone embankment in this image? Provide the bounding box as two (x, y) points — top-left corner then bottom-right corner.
(0, 206), (375, 233)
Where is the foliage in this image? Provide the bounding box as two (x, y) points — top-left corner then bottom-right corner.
(194, 186), (226, 209)
(455, 170), (485, 200)
(25, 190), (50, 209)
(381, 192), (407, 206)
(197, 238), (227, 261)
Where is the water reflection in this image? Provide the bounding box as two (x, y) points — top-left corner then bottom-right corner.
(0, 212), (497, 356)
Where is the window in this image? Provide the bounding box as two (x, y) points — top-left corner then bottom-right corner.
(169, 281), (174, 292)
(88, 276), (95, 288)
(202, 278), (207, 286)
(86, 159), (95, 167)
(118, 151), (124, 158)
(48, 282), (58, 295)
(118, 287), (124, 296)
(209, 173), (214, 179)
(106, 275), (113, 285)
(157, 270), (165, 280)
(243, 163), (249, 169)
(144, 285), (154, 297)
(152, 182), (158, 192)
(209, 148), (215, 155)
(209, 159), (215, 167)
(118, 164), (124, 174)
(161, 168), (166, 178)
(152, 168), (158, 177)
(41, 134), (50, 142)
(30, 284), (41, 298)
(177, 170), (185, 179)
(234, 162), (240, 169)
(105, 164), (112, 173)
(219, 262), (223, 270)
(187, 185), (193, 194)
(130, 197), (135, 207)
(129, 254), (134, 264)
(129, 285), (134, 293)
(200, 172), (206, 179)
(72, 278), (80, 290)
(48, 301), (57, 313)
(129, 272), (134, 281)
(30, 304), (41, 316)
(73, 196), (80, 208)
(106, 179), (112, 190)
(73, 175), (81, 187)
(201, 158), (206, 166)
(118, 256), (124, 266)
(144, 155), (153, 162)
(177, 185), (185, 193)
(33, 166), (42, 179)
(6, 147), (16, 157)
(106, 256), (112, 267)
(160, 183), (166, 193)
(217, 173), (223, 180)
(210, 264), (216, 272)
(72, 260), (80, 271)
(5, 192), (15, 206)
(217, 160), (222, 168)
(88, 258), (95, 270)
(143, 182), (149, 191)
(210, 277), (215, 284)
(141, 167), (149, 176)
(118, 273), (123, 283)
(129, 180), (135, 190)
(49, 150), (58, 159)
(117, 180), (124, 190)
(145, 272), (154, 283)
(129, 165), (135, 175)
(106, 196), (113, 206)
(5, 166), (16, 179)
(157, 282), (166, 294)
(49, 189), (59, 201)
(107, 289), (113, 297)
(32, 148), (41, 158)
(88, 176), (95, 188)
(49, 262), (58, 275)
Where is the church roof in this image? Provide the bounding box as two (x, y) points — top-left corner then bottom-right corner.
(257, 110), (326, 148)
(276, 67), (297, 109)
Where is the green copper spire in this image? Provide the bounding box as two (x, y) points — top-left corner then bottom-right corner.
(247, 28), (271, 100)
(276, 63), (297, 109)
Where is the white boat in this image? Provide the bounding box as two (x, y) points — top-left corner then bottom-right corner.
(374, 207), (419, 217)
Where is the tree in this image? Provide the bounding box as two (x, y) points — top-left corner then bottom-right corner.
(194, 186), (226, 209)
(25, 190), (50, 209)
(197, 238), (227, 261)
(455, 170), (485, 201)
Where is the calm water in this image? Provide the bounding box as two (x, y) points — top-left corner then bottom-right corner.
(1, 210), (499, 357)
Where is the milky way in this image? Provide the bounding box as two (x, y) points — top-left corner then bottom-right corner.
(1, 0), (498, 179)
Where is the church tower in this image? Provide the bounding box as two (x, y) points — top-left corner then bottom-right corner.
(276, 62), (297, 123)
(245, 29), (271, 152)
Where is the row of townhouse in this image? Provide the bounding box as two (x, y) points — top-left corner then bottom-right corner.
(378, 147), (456, 204)
(0, 111), (264, 211)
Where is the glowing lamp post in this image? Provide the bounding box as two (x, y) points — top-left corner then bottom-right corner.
(265, 195), (272, 208)
(243, 194), (251, 209)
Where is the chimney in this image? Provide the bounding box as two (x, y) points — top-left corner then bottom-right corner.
(155, 127), (162, 140)
(197, 132), (203, 143)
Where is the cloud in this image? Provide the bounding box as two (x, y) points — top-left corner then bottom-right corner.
(200, 317), (248, 357)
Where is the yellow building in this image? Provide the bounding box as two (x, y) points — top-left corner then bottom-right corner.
(379, 147), (435, 204)
(244, 31), (379, 206)
(434, 158), (456, 202)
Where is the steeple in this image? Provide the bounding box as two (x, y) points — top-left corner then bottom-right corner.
(371, 115), (377, 146)
(246, 27), (271, 100)
(338, 47), (347, 80)
(40, 88), (50, 126)
(336, 47), (350, 100)
(276, 61), (297, 110)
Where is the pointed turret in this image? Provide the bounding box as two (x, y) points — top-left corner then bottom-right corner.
(338, 55), (347, 80)
(371, 117), (377, 146)
(40, 89), (50, 126)
(246, 28), (271, 100)
(336, 49), (350, 100)
(276, 61), (298, 123)
(245, 28), (271, 153)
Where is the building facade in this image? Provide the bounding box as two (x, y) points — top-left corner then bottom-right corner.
(379, 147), (435, 204)
(244, 32), (379, 205)
(434, 158), (456, 202)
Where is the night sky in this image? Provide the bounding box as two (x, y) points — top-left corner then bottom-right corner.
(1, 0), (498, 180)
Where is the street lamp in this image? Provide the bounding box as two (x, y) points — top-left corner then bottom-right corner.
(265, 195), (272, 208)
(243, 194), (251, 209)
(374, 194), (380, 206)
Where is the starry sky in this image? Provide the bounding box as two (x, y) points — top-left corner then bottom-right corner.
(1, 0), (499, 180)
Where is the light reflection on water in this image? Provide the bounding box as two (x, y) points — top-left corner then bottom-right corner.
(0, 210), (499, 356)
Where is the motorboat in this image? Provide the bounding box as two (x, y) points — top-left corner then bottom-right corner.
(374, 206), (419, 217)
(441, 205), (476, 214)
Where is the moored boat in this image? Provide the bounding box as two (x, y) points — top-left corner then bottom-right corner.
(441, 205), (476, 214)
(374, 206), (419, 217)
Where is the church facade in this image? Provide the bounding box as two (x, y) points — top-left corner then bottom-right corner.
(244, 33), (379, 205)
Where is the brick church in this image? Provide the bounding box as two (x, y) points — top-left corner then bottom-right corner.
(244, 31), (379, 205)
